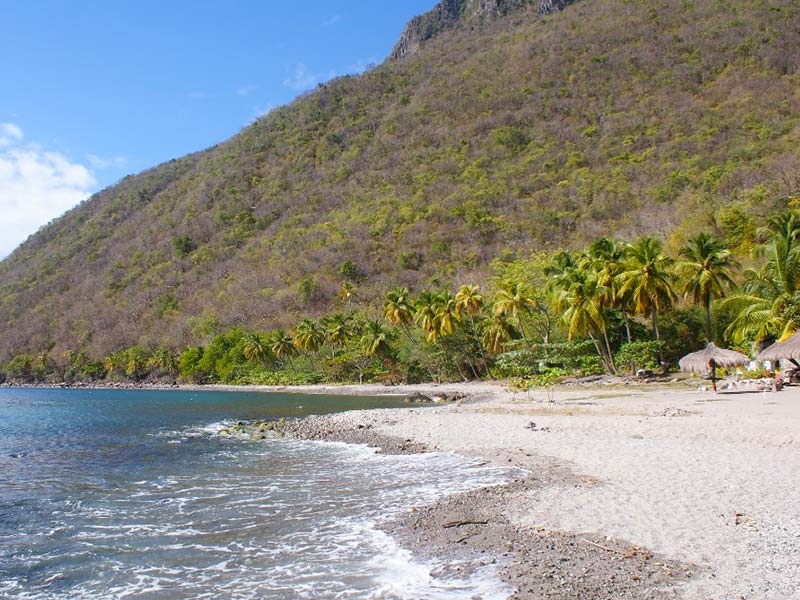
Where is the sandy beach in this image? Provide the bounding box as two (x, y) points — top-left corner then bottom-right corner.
(258, 381), (800, 599)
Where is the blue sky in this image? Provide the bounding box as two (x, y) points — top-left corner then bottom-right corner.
(0, 0), (434, 256)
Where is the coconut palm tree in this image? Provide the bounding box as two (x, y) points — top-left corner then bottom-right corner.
(149, 346), (179, 376)
(455, 284), (489, 375)
(492, 280), (535, 350)
(361, 319), (394, 357)
(241, 333), (269, 364)
(585, 237), (633, 343)
(482, 314), (516, 356)
(383, 287), (417, 345)
(103, 353), (122, 380)
(618, 236), (677, 367)
(323, 314), (352, 358)
(414, 290), (441, 342)
(723, 211), (800, 344)
(271, 329), (296, 368)
(677, 232), (739, 341)
(434, 290), (459, 337)
(293, 319), (325, 354)
(338, 281), (356, 306)
(552, 264), (616, 373)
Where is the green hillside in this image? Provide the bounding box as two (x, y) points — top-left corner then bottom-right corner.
(1, 0), (799, 361)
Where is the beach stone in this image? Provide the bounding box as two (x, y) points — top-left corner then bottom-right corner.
(405, 392), (432, 403)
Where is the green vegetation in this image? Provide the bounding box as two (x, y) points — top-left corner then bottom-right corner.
(2, 0), (800, 382)
(7, 211), (800, 386)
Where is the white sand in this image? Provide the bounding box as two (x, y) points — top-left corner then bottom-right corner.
(342, 382), (800, 600)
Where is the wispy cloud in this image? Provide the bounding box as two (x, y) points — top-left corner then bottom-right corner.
(283, 63), (323, 91)
(0, 122), (23, 147)
(0, 123), (96, 257)
(86, 154), (127, 170)
(347, 57), (378, 74)
(323, 15), (342, 26)
(236, 84), (257, 96)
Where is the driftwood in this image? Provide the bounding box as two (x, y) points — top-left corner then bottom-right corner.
(442, 519), (489, 529)
(581, 537), (627, 555)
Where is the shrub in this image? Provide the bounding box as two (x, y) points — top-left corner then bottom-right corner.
(615, 341), (665, 374)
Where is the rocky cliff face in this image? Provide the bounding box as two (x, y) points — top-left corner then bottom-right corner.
(388, 0), (580, 60)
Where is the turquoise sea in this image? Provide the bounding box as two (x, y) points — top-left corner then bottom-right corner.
(0, 388), (511, 599)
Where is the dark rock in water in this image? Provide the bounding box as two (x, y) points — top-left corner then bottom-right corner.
(405, 392), (432, 403)
(9, 452), (25, 459)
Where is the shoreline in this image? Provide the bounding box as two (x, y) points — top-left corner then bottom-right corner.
(252, 383), (799, 599)
(5, 380), (797, 598)
(255, 403), (697, 599)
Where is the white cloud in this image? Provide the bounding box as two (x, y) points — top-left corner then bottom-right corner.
(0, 124), (96, 257)
(0, 122), (23, 147)
(347, 57), (378, 74)
(283, 63), (323, 91)
(236, 84), (257, 96)
(323, 15), (342, 26)
(86, 153), (127, 170)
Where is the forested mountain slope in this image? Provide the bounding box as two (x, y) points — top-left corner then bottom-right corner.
(1, 0), (799, 359)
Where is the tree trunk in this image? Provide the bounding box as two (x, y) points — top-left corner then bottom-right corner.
(467, 314), (489, 379)
(652, 306), (665, 369)
(622, 308), (632, 344)
(602, 328), (617, 374)
(516, 314), (534, 356)
(401, 323), (418, 346)
(704, 300), (712, 342)
(588, 332), (611, 373)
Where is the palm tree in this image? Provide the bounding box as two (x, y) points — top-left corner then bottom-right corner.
(241, 333), (270, 364)
(482, 314), (517, 355)
(383, 287), (417, 345)
(723, 211), (800, 345)
(618, 236), (677, 367)
(293, 319), (325, 354)
(434, 290), (459, 337)
(492, 280), (535, 350)
(552, 264), (616, 373)
(323, 314), (352, 358)
(361, 319), (394, 357)
(677, 232), (739, 341)
(103, 353), (122, 379)
(149, 347), (179, 376)
(271, 329), (296, 367)
(338, 281), (356, 306)
(585, 237), (633, 343)
(414, 291), (441, 342)
(455, 284), (489, 376)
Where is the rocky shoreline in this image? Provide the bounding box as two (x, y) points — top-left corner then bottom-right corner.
(230, 409), (696, 599)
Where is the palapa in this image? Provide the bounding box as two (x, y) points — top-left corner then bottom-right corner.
(756, 331), (800, 362)
(679, 342), (750, 393)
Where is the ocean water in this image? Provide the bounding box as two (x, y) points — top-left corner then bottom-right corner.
(0, 388), (513, 599)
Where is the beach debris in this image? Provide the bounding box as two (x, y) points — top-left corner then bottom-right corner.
(442, 519), (489, 529)
(581, 537), (627, 555)
(650, 407), (693, 417)
(524, 421), (550, 431)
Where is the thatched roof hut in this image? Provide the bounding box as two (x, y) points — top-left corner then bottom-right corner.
(679, 343), (750, 374)
(679, 343), (750, 392)
(756, 331), (800, 362)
